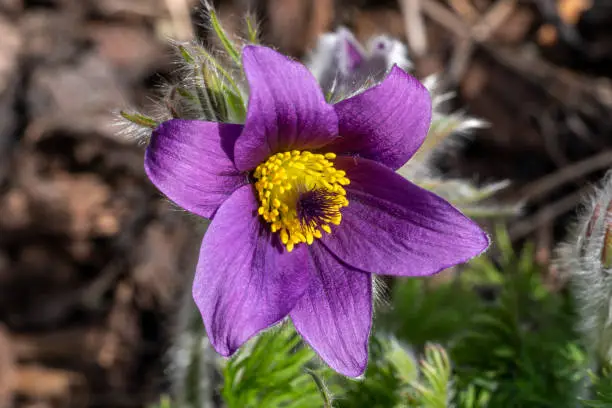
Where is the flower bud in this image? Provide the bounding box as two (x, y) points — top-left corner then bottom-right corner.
(306, 27), (411, 100)
(557, 172), (612, 365)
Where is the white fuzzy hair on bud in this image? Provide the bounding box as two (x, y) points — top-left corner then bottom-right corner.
(556, 171), (612, 367)
(306, 26), (412, 103)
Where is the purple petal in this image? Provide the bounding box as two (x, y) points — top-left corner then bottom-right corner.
(145, 119), (246, 218)
(322, 157), (489, 276)
(291, 243), (372, 377)
(193, 185), (310, 356)
(327, 66), (431, 170)
(233, 46), (338, 171)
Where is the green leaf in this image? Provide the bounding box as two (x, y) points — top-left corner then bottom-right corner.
(179, 45), (196, 65)
(246, 14), (259, 44)
(210, 9), (241, 66)
(221, 324), (330, 408)
(119, 111), (158, 128)
(199, 49), (242, 92)
(226, 89), (247, 122)
(202, 64), (228, 121)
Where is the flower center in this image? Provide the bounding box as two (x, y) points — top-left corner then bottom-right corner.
(253, 151), (350, 252)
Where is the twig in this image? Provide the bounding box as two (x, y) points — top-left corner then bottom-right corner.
(419, 0), (516, 83)
(539, 107), (570, 167)
(447, 37), (475, 84)
(449, 0), (480, 23)
(400, 0), (429, 57)
(472, 0), (517, 42)
(164, 0), (194, 41)
(509, 185), (592, 241)
(517, 150), (612, 204)
(420, 0), (469, 38)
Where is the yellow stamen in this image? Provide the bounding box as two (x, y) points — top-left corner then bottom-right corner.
(253, 150), (350, 251)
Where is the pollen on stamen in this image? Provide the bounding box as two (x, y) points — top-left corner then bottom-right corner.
(253, 150), (350, 252)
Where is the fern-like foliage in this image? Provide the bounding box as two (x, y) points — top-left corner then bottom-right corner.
(582, 365), (612, 407)
(376, 227), (587, 407)
(406, 344), (455, 408)
(381, 273), (483, 348)
(450, 229), (584, 407)
(333, 337), (409, 408)
(221, 323), (334, 408)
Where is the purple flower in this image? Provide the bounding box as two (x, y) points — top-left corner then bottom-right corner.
(144, 45), (489, 377)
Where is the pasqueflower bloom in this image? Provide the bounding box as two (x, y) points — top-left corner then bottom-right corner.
(144, 45), (488, 376)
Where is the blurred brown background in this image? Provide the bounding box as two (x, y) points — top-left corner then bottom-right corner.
(1, 0), (611, 406)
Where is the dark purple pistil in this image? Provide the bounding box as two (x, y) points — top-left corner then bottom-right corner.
(297, 189), (341, 227)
